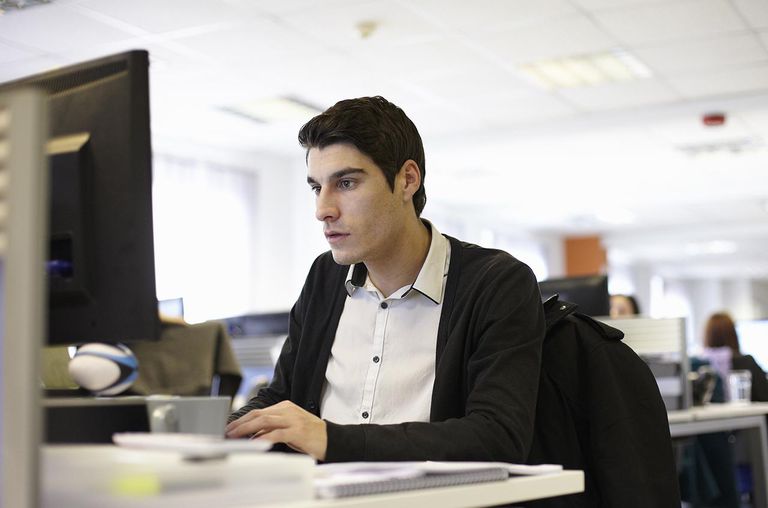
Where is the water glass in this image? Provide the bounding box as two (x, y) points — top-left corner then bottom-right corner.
(728, 370), (752, 404)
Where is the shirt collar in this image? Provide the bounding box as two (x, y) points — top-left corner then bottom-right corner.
(344, 220), (448, 304)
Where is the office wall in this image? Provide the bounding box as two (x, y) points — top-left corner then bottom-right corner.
(152, 139), (327, 319)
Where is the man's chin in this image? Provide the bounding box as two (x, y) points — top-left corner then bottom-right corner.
(329, 248), (359, 266)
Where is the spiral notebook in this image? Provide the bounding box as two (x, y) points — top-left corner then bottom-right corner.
(314, 461), (562, 499)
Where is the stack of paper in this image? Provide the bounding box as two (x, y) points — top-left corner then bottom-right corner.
(314, 461), (563, 499)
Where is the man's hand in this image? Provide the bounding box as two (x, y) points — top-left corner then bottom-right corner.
(225, 401), (327, 461)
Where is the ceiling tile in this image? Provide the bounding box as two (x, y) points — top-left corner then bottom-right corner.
(477, 14), (619, 65)
(556, 78), (679, 111)
(348, 38), (503, 81)
(668, 64), (768, 98)
(460, 89), (577, 125)
(647, 115), (755, 146)
(570, 0), (672, 10)
(75, 0), (250, 34)
(282, 1), (443, 49)
(0, 4), (136, 53)
(401, 0), (577, 34)
(739, 107), (768, 138)
(222, 0), (354, 16)
(733, 0), (768, 29)
(408, 64), (530, 101)
(0, 40), (38, 65)
(635, 33), (768, 75)
(593, 0), (748, 45)
(0, 55), (67, 83)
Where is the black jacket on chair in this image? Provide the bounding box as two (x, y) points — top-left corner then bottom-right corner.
(526, 297), (680, 507)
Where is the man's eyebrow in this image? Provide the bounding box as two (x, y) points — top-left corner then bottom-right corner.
(307, 167), (367, 185)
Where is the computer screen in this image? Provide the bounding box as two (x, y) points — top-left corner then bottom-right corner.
(0, 50), (160, 345)
(538, 274), (610, 317)
(736, 319), (768, 372)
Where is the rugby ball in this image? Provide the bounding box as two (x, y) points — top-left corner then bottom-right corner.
(68, 343), (139, 396)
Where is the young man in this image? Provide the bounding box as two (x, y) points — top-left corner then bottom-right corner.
(226, 96), (545, 463)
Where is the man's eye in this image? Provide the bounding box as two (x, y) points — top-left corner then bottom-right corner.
(338, 179), (354, 189)
(310, 185), (320, 195)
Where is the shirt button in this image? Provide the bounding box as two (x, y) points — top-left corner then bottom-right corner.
(362, 411), (369, 419)
(373, 356), (380, 363)
(380, 302), (388, 309)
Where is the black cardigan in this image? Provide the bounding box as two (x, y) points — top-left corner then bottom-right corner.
(230, 235), (545, 463)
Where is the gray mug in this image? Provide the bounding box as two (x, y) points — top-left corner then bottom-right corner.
(145, 395), (231, 436)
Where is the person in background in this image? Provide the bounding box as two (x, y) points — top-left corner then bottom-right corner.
(703, 311), (768, 402)
(609, 294), (641, 318)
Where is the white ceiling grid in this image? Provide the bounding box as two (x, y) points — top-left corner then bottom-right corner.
(0, 0), (766, 279)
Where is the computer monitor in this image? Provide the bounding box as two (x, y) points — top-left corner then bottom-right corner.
(736, 319), (768, 372)
(0, 50), (160, 345)
(538, 274), (610, 317)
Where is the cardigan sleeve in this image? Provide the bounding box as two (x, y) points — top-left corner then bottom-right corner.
(324, 255), (545, 463)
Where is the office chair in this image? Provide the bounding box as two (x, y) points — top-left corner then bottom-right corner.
(526, 296), (680, 507)
(129, 320), (242, 399)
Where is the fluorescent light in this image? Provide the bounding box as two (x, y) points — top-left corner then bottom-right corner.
(518, 49), (652, 90)
(595, 208), (636, 225)
(221, 96), (322, 124)
(684, 241), (738, 256)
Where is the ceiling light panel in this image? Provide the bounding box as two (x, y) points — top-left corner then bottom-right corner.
(221, 97), (322, 124)
(518, 50), (652, 90)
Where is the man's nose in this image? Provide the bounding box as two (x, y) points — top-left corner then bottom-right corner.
(315, 189), (339, 222)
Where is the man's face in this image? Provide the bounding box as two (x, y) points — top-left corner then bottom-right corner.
(307, 143), (407, 266)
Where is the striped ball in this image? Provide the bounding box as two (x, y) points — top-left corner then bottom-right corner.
(68, 343), (139, 396)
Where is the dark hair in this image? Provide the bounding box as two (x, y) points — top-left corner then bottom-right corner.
(611, 294), (641, 315)
(298, 96), (427, 216)
(704, 312), (740, 353)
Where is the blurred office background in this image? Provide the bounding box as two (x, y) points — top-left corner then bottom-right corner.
(1, 0), (767, 353)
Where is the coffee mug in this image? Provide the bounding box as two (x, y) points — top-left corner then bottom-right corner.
(145, 395), (231, 436)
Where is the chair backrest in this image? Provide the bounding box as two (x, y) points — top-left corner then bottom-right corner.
(526, 296), (680, 507)
(127, 321), (242, 398)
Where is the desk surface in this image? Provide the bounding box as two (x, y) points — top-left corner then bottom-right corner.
(259, 470), (585, 508)
(668, 401), (768, 424)
(42, 445), (583, 508)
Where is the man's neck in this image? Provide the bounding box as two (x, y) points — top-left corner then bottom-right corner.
(366, 219), (431, 298)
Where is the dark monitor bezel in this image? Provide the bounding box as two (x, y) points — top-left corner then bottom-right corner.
(0, 50), (160, 345)
(538, 274), (610, 317)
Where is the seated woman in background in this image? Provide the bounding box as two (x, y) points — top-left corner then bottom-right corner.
(703, 312), (768, 402)
(609, 294), (641, 318)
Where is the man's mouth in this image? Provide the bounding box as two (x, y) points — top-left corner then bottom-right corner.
(325, 231), (349, 244)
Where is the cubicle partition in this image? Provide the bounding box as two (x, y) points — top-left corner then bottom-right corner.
(598, 317), (691, 411)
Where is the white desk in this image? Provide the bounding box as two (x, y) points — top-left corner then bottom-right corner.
(42, 445), (584, 508)
(260, 471), (585, 508)
(669, 402), (768, 508)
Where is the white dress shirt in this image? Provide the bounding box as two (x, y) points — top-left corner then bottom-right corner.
(320, 222), (450, 425)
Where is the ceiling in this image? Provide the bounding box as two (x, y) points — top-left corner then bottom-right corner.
(1, 0), (767, 279)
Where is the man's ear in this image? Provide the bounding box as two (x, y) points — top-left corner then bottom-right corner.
(398, 160), (421, 203)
